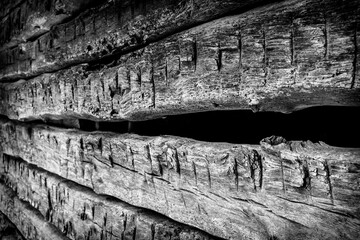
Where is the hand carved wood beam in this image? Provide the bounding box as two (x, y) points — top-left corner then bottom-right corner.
(0, 183), (69, 240)
(1, 118), (359, 239)
(0, 0), (281, 82)
(0, 0), (105, 51)
(0, 154), (222, 240)
(0, 0), (359, 122)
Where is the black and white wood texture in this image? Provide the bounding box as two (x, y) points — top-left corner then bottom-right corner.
(0, 0), (359, 239)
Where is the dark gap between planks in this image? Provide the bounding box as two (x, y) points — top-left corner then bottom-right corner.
(77, 106), (360, 148)
(1, 106), (359, 147)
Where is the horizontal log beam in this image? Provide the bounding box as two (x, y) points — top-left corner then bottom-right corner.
(0, 154), (218, 240)
(0, 0), (282, 82)
(1, 0), (359, 121)
(1, 118), (359, 239)
(0, 182), (69, 240)
(0, 0), (103, 51)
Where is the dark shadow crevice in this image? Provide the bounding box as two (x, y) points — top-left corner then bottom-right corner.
(126, 106), (360, 147)
(2, 106), (359, 148)
(92, 106), (357, 147)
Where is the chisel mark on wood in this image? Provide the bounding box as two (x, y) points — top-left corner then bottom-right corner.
(207, 162), (211, 188)
(280, 159), (286, 193)
(66, 138), (71, 156)
(126, 146), (135, 169)
(164, 191), (169, 212)
(248, 150), (263, 191)
(216, 43), (222, 72)
(132, 226), (137, 240)
(174, 148), (181, 175)
(193, 39), (197, 71)
(324, 160), (334, 204)
(96, 95), (101, 111)
(115, 70), (119, 90)
(303, 159), (312, 197)
(181, 192), (187, 207)
(46, 188), (52, 221)
(151, 223), (155, 240)
(259, 154), (263, 190)
(79, 137), (85, 160)
(233, 157), (239, 191)
(124, 213), (127, 231)
(150, 65), (156, 108)
(100, 76), (105, 97)
(192, 161), (197, 185)
(98, 137), (103, 155)
(165, 58), (168, 86)
(92, 205), (95, 219)
(145, 144), (153, 173)
(156, 155), (163, 176)
(30, 87), (35, 108)
(127, 69), (131, 91)
(109, 155), (114, 168)
(137, 68), (142, 88)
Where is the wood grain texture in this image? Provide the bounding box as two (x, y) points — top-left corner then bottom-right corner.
(0, 0), (102, 51)
(0, 211), (24, 240)
(0, 183), (69, 240)
(1, 118), (359, 240)
(0, 154), (219, 240)
(1, 0), (359, 122)
(0, 0), (280, 82)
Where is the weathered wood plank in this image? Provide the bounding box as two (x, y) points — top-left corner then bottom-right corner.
(1, 118), (359, 239)
(0, 0), (24, 21)
(0, 0), (280, 82)
(1, 0), (359, 122)
(0, 182), (69, 240)
(0, 211), (25, 240)
(0, 154), (218, 240)
(0, 0), (103, 51)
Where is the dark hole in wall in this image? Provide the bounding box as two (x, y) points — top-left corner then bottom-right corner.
(79, 106), (360, 148)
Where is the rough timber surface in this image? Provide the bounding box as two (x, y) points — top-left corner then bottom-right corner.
(0, 154), (218, 240)
(0, 0), (102, 50)
(0, 0), (281, 82)
(0, 183), (69, 240)
(0, 0), (359, 122)
(0, 211), (24, 240)
(0, 118), (359, 240)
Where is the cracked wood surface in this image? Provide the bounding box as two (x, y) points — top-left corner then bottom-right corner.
(0, 118), (359, 240)
(0, 0), (280, 82)
(0, 0), (102, 51)
(0, 154), (218, 240)
(0, 183), (69, 240)
(0, 0), (360, 122)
